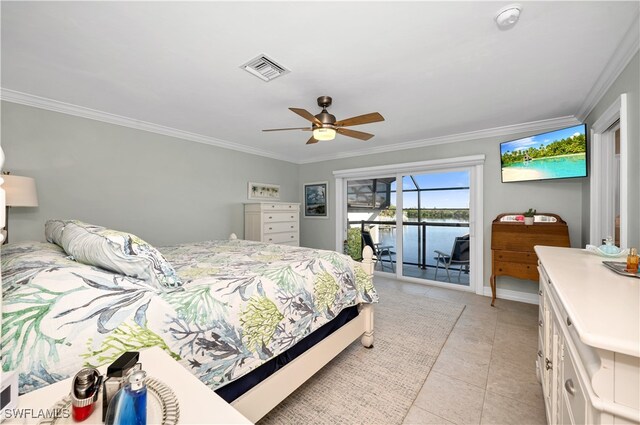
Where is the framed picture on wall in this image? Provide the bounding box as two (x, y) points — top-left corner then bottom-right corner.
(304, 181), (328, 219)
(248, 182), (280, 200)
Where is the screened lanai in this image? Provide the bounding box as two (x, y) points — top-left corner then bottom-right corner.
(345, 171), (471, 286)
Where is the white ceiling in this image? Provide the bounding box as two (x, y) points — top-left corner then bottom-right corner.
(1, 1), (638, 163)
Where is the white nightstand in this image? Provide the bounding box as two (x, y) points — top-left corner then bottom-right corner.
(5, 347), (252, 425)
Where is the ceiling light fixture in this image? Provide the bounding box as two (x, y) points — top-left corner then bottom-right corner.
(495, 4), (522, 30)
(312, 127), (336, 141)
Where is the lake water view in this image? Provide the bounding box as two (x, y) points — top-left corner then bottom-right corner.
(375, 220), (469, 267)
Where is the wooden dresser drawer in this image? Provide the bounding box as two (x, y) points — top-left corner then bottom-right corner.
(264, 232), (298, 244)
(264, 222), (298, 234)
(264, 212), (298, 223)
(493, 261), (538, 280)
(494, 250), (537, 264)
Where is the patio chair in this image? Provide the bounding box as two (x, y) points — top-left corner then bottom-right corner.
(361, 230), (395, 272)
(434, 234), (470, 282)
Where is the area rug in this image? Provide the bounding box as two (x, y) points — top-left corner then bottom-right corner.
(259, 283), (465, 425)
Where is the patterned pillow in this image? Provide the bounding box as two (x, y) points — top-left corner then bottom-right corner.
(44, 219), (68, 247)
(60, 221), (181, 288)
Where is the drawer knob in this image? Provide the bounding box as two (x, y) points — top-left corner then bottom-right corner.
(538, 320), (543, 327)
(566, 316), (572, 327)
(268, 238), (273, 241)
(545, 358), (552, 371)
(537, 350), (542, 358)
(565, 379), (575, 396)
(269, 227), (273, 230)
(290, 216), (294, 219)
(269, 216), (273, 219)
(291, 236), (294, 239)
(498, 268), (503, 272)
(290, 226), (294, 229)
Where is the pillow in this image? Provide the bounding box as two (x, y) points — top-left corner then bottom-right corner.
(45, 219), (68, 247)
(60, 221), (181, 288)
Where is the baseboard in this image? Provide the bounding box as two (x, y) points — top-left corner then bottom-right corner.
(483, 287), (539, 305)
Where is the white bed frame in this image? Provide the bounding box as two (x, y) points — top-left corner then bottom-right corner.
(227, 234), (375, 422)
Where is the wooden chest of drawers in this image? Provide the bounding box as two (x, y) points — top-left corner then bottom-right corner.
(244, 202), (300, 246)
(490, 213), (570, 305)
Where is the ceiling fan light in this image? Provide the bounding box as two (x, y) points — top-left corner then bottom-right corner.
(312, 128), (336, 141)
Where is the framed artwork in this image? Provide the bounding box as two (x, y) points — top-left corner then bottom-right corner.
(248, 182), (280, 200)
(304, 181), (328, 219)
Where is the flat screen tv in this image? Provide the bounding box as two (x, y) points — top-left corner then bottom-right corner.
(500, 124), (587, 183)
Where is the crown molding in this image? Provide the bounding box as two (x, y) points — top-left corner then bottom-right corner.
(0, 88), (298, 163)
(575, 13), (640, 122)
(1, 88), (581, 166)
(297, 115), (581, 164)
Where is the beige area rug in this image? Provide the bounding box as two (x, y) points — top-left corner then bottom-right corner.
(259, 284), (465, 425)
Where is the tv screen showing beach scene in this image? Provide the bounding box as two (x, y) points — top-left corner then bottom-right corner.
(500, 124), (587, 183)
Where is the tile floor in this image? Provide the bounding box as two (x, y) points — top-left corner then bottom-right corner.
(374, 276), (546, 425)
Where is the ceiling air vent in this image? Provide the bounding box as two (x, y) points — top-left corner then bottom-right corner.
(240, 54), (290, 82)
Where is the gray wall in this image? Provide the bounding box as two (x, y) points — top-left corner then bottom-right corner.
(1, 102), (299, 246)
(583, 52), (640, 248)
(298, 133), (584, 295)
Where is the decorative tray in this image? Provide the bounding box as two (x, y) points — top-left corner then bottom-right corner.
(602, 261), (640, 279)
(585, 244), (628, 258)
(39, 377), (179, 425)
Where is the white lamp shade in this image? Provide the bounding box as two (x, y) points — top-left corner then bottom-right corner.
(2, 175), (39, 207)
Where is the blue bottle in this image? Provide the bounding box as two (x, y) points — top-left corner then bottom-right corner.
(106, 370), (147, 425)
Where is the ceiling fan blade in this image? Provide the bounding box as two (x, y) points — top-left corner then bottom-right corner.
(262, 127), (312, 132)
(337, 128), (374, 141)
(306, 136), (319, 145)
(289, 108), (323, 126)
(334, 112), (385, 127)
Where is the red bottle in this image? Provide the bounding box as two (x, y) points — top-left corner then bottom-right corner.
(70, 368), (102, 422)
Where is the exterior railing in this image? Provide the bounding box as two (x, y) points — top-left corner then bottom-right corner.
(348, 219), (469, 270)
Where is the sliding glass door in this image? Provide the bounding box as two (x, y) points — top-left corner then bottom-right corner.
(340, 160), (479, 291)
(399, 171), (470, 286)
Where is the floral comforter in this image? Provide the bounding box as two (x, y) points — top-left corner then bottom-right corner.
(1, 239), (377, 394)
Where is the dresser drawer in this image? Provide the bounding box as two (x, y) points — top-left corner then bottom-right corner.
(264, 212), (298, 223)
(264, 232), (298, 244)
(494, 250), (537, 264)
(264, 222), (298, 234)
(262, 203), (299, 211)
(493, 261), (538, 280)
(563, 350), (587, 425)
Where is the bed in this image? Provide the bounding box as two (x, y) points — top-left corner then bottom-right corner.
(1, 222), (376, 422)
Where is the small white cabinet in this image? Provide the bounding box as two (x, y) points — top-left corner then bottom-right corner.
(536, 246), (640, 425)
(244, 202), (300, 246)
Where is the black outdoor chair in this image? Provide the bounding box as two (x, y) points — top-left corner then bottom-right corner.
(361, 230), (395, 272)
(434, 234), (470, 282)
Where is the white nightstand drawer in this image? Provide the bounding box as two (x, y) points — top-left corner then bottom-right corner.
(265, 232), (298, 244)
(265, 222), (298, 234)
(264, 212), (297, 223)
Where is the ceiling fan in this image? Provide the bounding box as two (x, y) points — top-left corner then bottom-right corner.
(263, 96), (384, 144)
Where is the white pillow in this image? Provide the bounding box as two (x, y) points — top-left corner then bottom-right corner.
(60, 221), (181, 288)
(44, 219), (67, 247)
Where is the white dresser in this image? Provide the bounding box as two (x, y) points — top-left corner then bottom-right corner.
(535, 246), (639, 425)
(244, 202), (300, 246)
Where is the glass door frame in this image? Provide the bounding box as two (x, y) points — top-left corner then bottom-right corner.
(334, 155), (485, 295)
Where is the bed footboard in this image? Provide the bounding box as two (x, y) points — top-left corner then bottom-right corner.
(230, 244), (376, 422)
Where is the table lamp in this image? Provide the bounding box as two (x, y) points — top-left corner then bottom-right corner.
(2, 173), (39, 244)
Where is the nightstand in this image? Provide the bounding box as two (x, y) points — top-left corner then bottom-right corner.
(5, 347), (251, 424)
